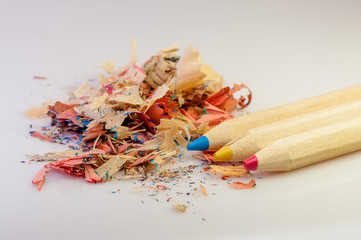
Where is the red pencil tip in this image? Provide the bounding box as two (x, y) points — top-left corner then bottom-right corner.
(243, 155), (258, 171)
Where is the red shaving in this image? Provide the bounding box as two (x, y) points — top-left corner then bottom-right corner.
(197, 103), (233, 126)
(28, 47), (253, 192)
(221, 175), (230, 180)
(179, 108), (197, 123)
(117, 143), (131, 153)
(136, 112), (157, 134)
(37, 177), (45, 191)
(156, 185), (167, 190)
(127, 150), (139, 157)
(107, 136), (117, 154)
(30, 131), (53, 142)
(84, 165), (102, 183)
(201, 152), (215, 162)
(129, 153), (161, 167)
(205, 83), (252, 112)
(32, 166), (47, 184)
(51, 101), (72, 114)
(82, 123), (107, 142)
(146, 103), (164, 122)
(50, 158), (84, 167)
(205, 87), (230, 107)
(229, 179), (256, 189)
(97, 143), (112, 153)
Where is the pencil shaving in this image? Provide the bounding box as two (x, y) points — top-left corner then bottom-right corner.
(175, 46), (206, 93)
(173, 204), (187, 213)
(73, 82), (98, 99)
(25, 102), (54, 119)
(209, 165), (249, 177)
(28, 43), (251, 191)
(229, 179), (256, 189)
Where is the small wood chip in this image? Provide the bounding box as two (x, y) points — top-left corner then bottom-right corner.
(173, 204), (187, 213)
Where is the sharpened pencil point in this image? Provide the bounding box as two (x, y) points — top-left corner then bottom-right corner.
(243, 155), (258, 171)
(187, 136), (209, 151)
(214, 146), (233, 162)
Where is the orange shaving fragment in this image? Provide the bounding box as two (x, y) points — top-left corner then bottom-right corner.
(221, 175), (230, 180)
(199, 184), (208, 196)
(30, 131), (53, 142)
(229, 179), (256, 189)
(32, 166), (47, 184)
(37, 178), (45, 191)
(156, 185), (167, 190)
(107, 135), (117, 154)
(201, 152), (214, 162)
(32, 166), (47, 191)
(33, 76), (47, 80)
(97, 143), (112, 153)
(84, 165), (102, 183)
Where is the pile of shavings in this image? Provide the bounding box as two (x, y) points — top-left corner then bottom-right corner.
(27, 44), (253, 191)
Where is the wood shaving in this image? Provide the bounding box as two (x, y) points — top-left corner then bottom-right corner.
(210, 165), (249, 177)
(173, 204), (187, 213)
(229, 179), (256, 189)
(73, 81), (98, 99)
(175, 45), (206, 92)
(28, 44), (252, 192)
(25, 102), (53, 119)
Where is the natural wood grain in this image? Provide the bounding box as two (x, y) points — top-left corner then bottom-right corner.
(255, 116), (361, 171)
(228, 100), (361, 161)
(204, 84), (361, 150)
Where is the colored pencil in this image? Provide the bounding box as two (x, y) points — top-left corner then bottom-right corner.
(214, 100), (361, 162)
(243, 116), (361, 171)
(187, 84), (361, 151)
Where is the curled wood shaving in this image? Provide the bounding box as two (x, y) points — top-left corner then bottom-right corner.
(142, 51), (179, 89)
(29, 44), (253, 191)
(30, 131), (53, 142)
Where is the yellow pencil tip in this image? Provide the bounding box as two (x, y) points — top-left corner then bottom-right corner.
(214, 146), (233, 162)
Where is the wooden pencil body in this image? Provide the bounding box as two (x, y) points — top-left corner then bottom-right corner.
(229, 100), (361, 161)
(256, 116), (361, 171)
(205, 84), (361, 150)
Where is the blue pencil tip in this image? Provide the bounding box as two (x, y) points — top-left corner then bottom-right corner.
(187, 136), (209, 151)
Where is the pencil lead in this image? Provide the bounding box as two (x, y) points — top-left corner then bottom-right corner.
(243, 155), (258, 171)
(214, 146), (233, 162)
(187, 136), (209, 151)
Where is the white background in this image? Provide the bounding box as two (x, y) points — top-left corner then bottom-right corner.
(1, 0), (361, 239)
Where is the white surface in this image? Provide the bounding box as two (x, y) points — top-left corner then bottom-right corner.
(1, 0), (361, 239)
